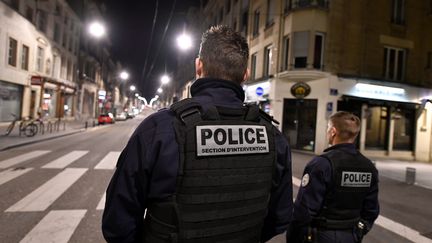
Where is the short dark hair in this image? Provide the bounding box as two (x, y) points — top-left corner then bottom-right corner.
(329, 111), (361, 141)
(198, 25), (249, 83)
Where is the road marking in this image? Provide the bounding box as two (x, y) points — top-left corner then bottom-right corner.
(0, 151), (51, 169)
(0, 168), (33, 186)
(94, 152), (121, 170)
(96, 192), (106, 210)
(375, 216), (432, 243)
(42, 151), (89, 169)
(6, 168), (88, 212)
(19, 210), (86, 243)
(292, 176), (432, 243)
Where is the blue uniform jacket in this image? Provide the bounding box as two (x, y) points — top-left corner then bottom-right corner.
(102, 78), (293, 243)
(289, 143), (379, 240)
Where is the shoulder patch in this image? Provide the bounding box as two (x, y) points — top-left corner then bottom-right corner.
(301, 174), (310, 187)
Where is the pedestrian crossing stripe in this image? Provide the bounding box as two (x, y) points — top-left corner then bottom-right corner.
(0, 150), (51, 169)
(42, 151), (89, 169)
(94, 152), (121, 170)
(20, 210), (87, 243)
(0, 167), (33, 186)
(5, 168), (88, 212)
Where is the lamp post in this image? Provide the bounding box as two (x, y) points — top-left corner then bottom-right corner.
(176, 32), (193, 51)
(88, 21), (106, 38)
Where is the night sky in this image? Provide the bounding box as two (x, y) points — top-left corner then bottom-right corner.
(104, 0), (200, 99)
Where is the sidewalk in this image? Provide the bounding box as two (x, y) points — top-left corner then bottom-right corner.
(0, 119), (98, 151)
(373, 159), (432, 190)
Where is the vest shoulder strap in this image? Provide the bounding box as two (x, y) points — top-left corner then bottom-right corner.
(170, 98), (202, 125)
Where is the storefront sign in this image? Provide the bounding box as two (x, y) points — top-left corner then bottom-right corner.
(98, 90), (106, 100)
(31, 76), (43, 85)
(256, 87), (264, 96)
(291, 82), (311, 99)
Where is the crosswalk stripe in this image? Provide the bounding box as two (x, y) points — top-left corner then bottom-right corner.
(42, 151), (89, 169)
(19, 210), (87, 243)
(0, 168), (33, 186)
(94, 152), (121, 170)
(5, 168), (88, 212)
(0, 151), (51, 169)
(96, 192), (106, 210)
(292, 176), (432, 243)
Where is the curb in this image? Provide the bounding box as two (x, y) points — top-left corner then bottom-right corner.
(0, 123), (113, 152)
(0, 129), (85, 151)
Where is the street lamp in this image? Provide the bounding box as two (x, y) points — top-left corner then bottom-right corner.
(157, 88), (163, 94)
(130, 85), (136, 91)
(120, 71), (129, 80)
(161, 75), (170, 85)
(88, 21), (106, 38)
(176, 32), (192, 51)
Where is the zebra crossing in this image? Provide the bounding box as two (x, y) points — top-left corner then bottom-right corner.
(0, 149), (118, 242)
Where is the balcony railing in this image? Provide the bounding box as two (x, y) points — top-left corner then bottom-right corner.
(285, 0), (329, 12)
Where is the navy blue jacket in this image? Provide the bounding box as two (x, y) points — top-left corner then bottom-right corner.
(289, 144), (379, 240)
(102, 78), (293, 243)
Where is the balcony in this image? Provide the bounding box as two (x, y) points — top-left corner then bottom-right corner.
(285, 0), (329, 13)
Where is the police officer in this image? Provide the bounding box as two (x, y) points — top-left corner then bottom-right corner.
(102, 25), (293, 243)
(286, 111), (379, 243)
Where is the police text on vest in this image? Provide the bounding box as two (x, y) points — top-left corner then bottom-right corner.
(341, 172), (372, 187)
(196, 125), (269, 156)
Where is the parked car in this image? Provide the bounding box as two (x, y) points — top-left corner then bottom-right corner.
(115, 112), (127, 121)
(98, 113), (115, 124)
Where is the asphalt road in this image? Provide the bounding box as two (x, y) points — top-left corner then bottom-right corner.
(0, 110), (431, 243)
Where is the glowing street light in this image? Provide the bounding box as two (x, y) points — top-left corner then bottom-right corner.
(130, 85), (136, 91)
(120, 71), (129, 80)
(88, 21), (106, 38)
(157, 88), (163, 93)
(176, 33), (192, 51)
(161, 75), (170, 85)
(135, 93), (139, 97)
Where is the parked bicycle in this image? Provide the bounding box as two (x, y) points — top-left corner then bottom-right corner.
(4, 114), (38, 137)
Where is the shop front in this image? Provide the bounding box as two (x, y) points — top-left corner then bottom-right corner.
(271, 75), (432, 161)
(0, 80), (23, 122)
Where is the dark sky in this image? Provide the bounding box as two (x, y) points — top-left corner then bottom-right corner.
(104, 0), (200, 99)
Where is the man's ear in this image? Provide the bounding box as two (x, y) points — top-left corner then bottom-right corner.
(195, 58), (203, 79)
(243, 68), (250, 82)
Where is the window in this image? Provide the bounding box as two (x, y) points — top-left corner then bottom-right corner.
(8, 38), (18, 67)
(225, 0), (231, 13)
(54, 23), (61, 43)
(37, 11), (47, 32)
(313, 33), (325, 69)
(61, 56), (66, 79)
(282, 36), (290, 71)
(266, 0), (276, 26)
(62, 33), (68, 48)
(67, 59), (72, 80)
(384, 46), (406, 81)
(36, 47), (44, 72)
(55, 3), (62, 16)
(253, 10), (260, 37)
(21, 45), (29, 70)
(285, 0), (293, 12)
(392, 108), (415, 151)
(251, 53), (257, 80)
(11, 0), (20, 10)
(219, 8), (223, 23)
(53, 55), (58, 78)
(392, 0), (405, 25)
(69, 37), (73, 52)
(426, 52), (431, 69)
(293, 31), (309, 68)
(241, 11), (248, 36)
(25, 6), (33, 22)
(263, 45), (273, 76)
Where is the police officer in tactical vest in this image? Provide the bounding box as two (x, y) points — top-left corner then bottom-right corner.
(102, 25), (293, 243)
(286, 111), (379, 243)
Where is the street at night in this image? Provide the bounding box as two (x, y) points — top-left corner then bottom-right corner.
(1, 0), (432, 242)
(0, 111), (431, 242)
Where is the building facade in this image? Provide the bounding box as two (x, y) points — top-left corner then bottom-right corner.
(201, 0), (432, 162)
(0, 0), (80, 122)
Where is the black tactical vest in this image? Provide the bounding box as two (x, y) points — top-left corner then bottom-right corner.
(143, 99), (276, 243)
(314, 148), (377, 230)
